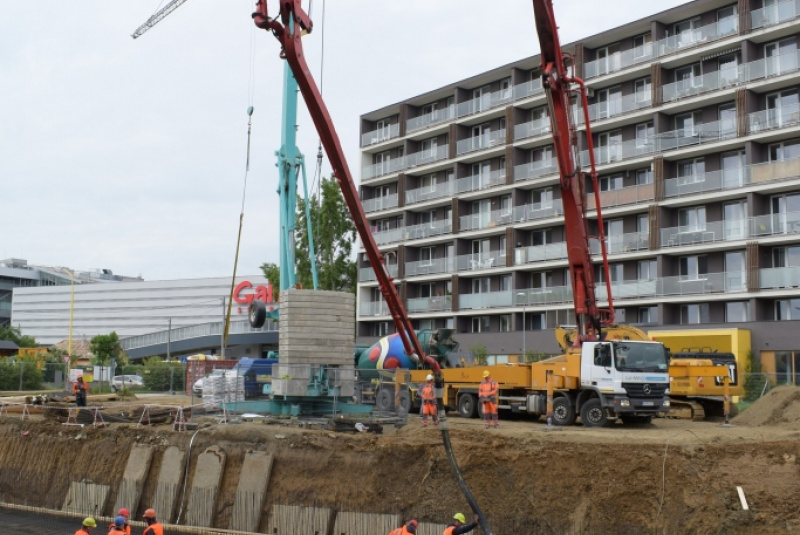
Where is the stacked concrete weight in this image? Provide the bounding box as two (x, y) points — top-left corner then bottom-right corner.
(274, 289), (356, 398)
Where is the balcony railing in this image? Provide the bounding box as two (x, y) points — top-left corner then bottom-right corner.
(512, 199), (563, 223)
(747, 104), (800, 134)
(586, 183), (655, 210)
(358, 264), (398, 282)
(405, 180), (456, 205)
(402, 219), (452, 240)
(751, 211), (800, 237)
(665, 157), (800, 198)
(405, 257), (455, 277)
(589, 231), (650, 255)
(587, 93), (651, 122)
(361, 123), (400, 147)
(363, 194), (399, 213)
(760, 266), (800, 289)
(514, 117), (550, 140)
(584, 45), (654, 79)
(460, 207), (514, 232)
(580, 138), (657, 166)
(406, 144), (449, 169)
(455, 250), (505, 272)
(514, 243), (567, 265)
(456, 129), (507, 155)
(406, 106), (455, 133)
(456, 89), (514, 118)
(752, 0), (800, 29)
(513, 161), (558, 182)
(460, 290), (513, 310)
(360, 301), (389, 316)
(515, 285), (574, 306)
(363, 157), (405, 180)
(408, 295), (452, 313)
(456, 169), (507, 194)
(371, 226), (405, 246)
(512, 79), (545, 100)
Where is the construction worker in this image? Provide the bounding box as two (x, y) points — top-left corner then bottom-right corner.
(110, 507), (131, 535)
(142, 508), (164, 535)
(388, 519), (418, 535)
(478, 370), (499, 428)
(443, 513), (480, 535)
(420, 374), (438, 426)
(108, 515), (127, 534)
(75, 517), (96, 534)
(73, 375), (89, 407)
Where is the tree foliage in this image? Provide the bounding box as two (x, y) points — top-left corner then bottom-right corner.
(89, 332), (123, 366)
(0, 324), (37, 348)
(259, 262), (280, 290)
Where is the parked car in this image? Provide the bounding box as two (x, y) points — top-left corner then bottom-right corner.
(111, 375), (144, 391)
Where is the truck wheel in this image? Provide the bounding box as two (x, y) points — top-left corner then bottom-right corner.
(397, 389), (411, 414)
(249, 301), (267, 328)
(457, 393), (478, 418)
(580, 398), (610, 427)
(375, 388), (394, 411)
(551, 397), (576, 426)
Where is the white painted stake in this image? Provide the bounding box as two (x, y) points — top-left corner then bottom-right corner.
(736, 486), (749, 511)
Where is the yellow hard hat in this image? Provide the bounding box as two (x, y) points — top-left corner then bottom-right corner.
(453, 512), (466, 523)
(482, 370), (490, 378)
(82, 517), (97, 528)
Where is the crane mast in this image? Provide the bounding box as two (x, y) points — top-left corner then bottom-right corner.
(532, 0), (615, 346)
(131, 0), (192, 39)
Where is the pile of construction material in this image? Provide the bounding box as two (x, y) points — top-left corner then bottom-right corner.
(202, 372), (245, 408)
(273, 289), (356, 398)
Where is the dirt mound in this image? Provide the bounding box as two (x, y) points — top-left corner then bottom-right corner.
(733, 385), (800, 427)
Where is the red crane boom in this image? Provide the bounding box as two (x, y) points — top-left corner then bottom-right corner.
(532, 0), (615, 346)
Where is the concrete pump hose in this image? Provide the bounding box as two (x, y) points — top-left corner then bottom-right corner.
(440, 424), (492, 535)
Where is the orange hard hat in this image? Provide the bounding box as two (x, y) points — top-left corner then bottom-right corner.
(143, 508), (156, 519)
(117, 507), (130, 518)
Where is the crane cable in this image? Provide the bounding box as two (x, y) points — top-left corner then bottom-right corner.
(223, 24), (258, 348)
(310, 0), (325, 256)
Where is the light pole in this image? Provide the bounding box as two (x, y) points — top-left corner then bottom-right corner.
(61, 268), (75, 358)
(517, 291), (527, 358)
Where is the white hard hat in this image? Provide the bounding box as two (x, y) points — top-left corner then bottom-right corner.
(426, 374), (433, 381)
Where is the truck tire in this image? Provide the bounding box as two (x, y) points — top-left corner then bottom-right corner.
(397, 389), (411, 414)
(249, 301), (267, 328)
(457, 393), (478, 418)
(375, 388), (394, 411)
(580, 398), (610, 427)
(551, 397), (576, 426)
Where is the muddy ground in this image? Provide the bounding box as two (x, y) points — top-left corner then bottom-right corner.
(1, 389), (800, 534)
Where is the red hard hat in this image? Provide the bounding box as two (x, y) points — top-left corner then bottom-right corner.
(143, 508), (156, 519)
(408, 519), (418, 528)
(117, 508), (130, 518)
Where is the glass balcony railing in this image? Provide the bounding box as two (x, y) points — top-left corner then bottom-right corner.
(760, 266), (800, 289)
(513, 161), (558, 182)
(752, 0), (800, 29)
(514, 117), (550, 140)
(408, 295), (452, 313)
(589, 231), (650, 255)
(362, 157), (405, 180)
(361, 123), (400, 147)
(584, 45), (654, 78)
(751, 211), (800, 237)
(405, 180), (456, 205)
(586, 183), (655, 210)
(747, 104), (800, 134)
(459, 290), (513, 310)
(580, 138), (658, 166)
(587, 93), (651, 122)
(402, 219), (452, 240)
(455, 250), (505, 272)
(406, 106), (456, 133)
(371, 226), (405, 246)
(405, 257), (455, 277)
(515, 285), (574, 306)
(358, 264), (398, 282)
(456, 89), (514, 118)
(460, 207), (514, 232)
(456, 129), (507, 155)
(405, 145), (449, 169)
(514, 243), (567, 265)
(665, 157), (800, 199)
(456, 169), (507, 194)
(512, 79), (545, 100)
(362, 194), (399, 213)
(512, 199), (563, 223)
(360, 301), (389, 316)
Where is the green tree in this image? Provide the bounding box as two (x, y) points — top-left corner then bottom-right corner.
(0, 324), (37, 348)
(89, 332), (123, 367)
(470, 343), (489, 366)
(259, 262), (280, 290)
(139, 356), (184, 392)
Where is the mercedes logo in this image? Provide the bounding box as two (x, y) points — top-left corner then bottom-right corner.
(643, 384), (652, 395)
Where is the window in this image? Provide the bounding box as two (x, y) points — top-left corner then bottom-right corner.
(376, 119), (391, 141)
(604, 218), (624, 253)
(675, 111), (703, 137)
(596, 263), (623, 283)
(675, 63), (703, 92)
(471, 199), (491, 229)
(420, 173), (438, 193)
(374, 151), (392, 174)
(719, 103), (736, 137)
(421, 102), (437, 117)
(725, 250), (746, 291)
(721, 150), (745, 188)
(418, 319), (434, 331)
(638, 259), (657, 280)
(719, 54), (739, 86)
(471, 316), (491, 333)
(636, 167), (653, 185)
(772, 246), (800, 267)
(531, 228), (552, 246)
(500, 77), (512, 100)
(532, 188), (553, 208)
(596, 43), (621, 75)
(420, 137), (438, 160)
(775, 298), (800, 320)
(724, 200), (748, 240)
(472, 239), (490, 257)
(677, 158), (705, 185)
(680, 255), (708, 279)
(597, 130), (622, 163)
(678, 206), (706, 231)
(420, 246), (434, 267)
(769, 140), (800, 161)
(638, 213), (650, 247)
(419, 283), (435, 299)
(599, 174), (623, 191)
(597, 86), (622, 118)
(473, 86), (490, 112)
(765, 38), (798, 77)
(717, 5), (739, 35)
(633, 33), (652, 58)
(638, 306), (658, 324)
(501, 274), (512, 291)
(472, 278), (490, 294)
(674, 18), (701, 47)
(531, 271), (553, 289)
(680, 303), (709, 324)
(372, 322), (389, 337)
(636, 121), (654, 148)
(472, 123), (490, 150)
(499, 156), (507, 177)
(771, 193), (800, 233)
(499, 315), (511, 332)
(501, 195), (512, 216)
(499, 236), (507, 258)
(766, 90), (800, 129)
(531, 146), (554, 169)
(634, 77), (651, 103)
(726, 302), (748, 322)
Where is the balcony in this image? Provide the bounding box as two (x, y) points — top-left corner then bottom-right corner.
(512, 199), (563, 223)
(405, 144), (449, 169)
(371, 226), (405, 246)
(515, 285), (574, 306)
(460, 290), (513, 310)
(358, 264), (398, 283)
(363, 194), (399, 213)
(514, 117), (550, 141)
(584, 44), (654, 79)
(405, 180), (456, 205)
(587, 93), (651, 122)
(360, 300), (389, 316)
(514, 243), (567, 265)
(660, 224), (720, 248)
(405, 257), (455, 277)
(363, 157), (405, 180)
(456, 129), (507, 156)
(589, 231), (650, 255)
(456, 169), (507, 194)
(760, 266), (800, 289)
(513, 161), (558, 182)
(361, 123), (400, 147)
(747, 104), (800, 135)
(580, 138), (658, 166)
(512, 79), (545, 100)
(460, 207), (514, 232)
(752, 211), (800, 237)
(665, 157), (800, 198)
(586, 183), (655, 210)
(456, 88), (514, 118)
(406, 106), (455, 133)
(402, 219), (452, 240)
(455, 250), (505, 272)
(752, 0), (800, 29)
(408, 295), (452, 313)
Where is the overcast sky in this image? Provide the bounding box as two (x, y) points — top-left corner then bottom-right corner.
(1, 0), (686, 281)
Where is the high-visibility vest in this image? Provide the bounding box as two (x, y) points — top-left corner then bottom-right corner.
(143, 523), (165, 535)
(421, 383), (435, 403)
(478, 379), (497, 399)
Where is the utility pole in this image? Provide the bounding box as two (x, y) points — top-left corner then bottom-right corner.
(167, 318), (172, 360)
(220, 297), (226, 358)
(517, 292), (527, 358)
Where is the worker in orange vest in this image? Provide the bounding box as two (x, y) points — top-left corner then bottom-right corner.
(72, 375), (89, 407)
(74, 517), (96, 534)
(108, 515), (127, 534)
(109, 507), (131, 535)
(388, 519), (418, 535)
(142, 508), (164, 535)
(443, 512), (479, 535)
(420, 374), (438, 426)
(478, 370), (499, 428)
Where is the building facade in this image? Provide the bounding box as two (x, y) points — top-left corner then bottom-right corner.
(356, 0), (800, 377)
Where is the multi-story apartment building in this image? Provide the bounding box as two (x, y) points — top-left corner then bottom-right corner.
(356, 0), (800, 377)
